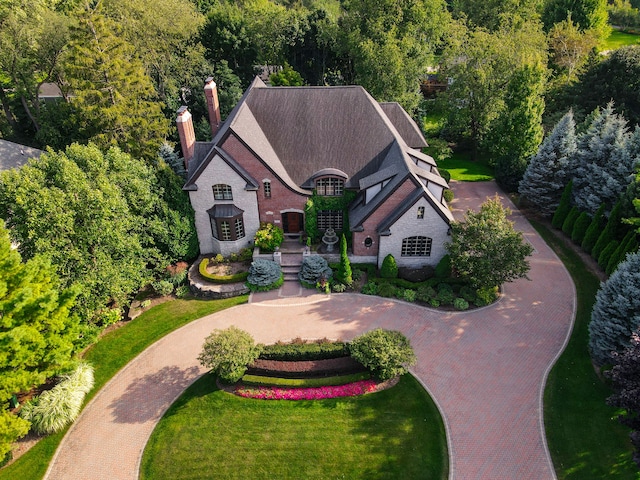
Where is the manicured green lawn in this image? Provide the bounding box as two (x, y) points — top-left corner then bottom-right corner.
(141, 373), (448, 480)
(532, 220), (638, 479)
(0, 296), (247, 480)
(602, 30), (640, 51)
(437, 152), (494, 182)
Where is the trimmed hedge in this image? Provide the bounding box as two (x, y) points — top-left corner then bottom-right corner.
(260, 341), (349, 361)
(199, 258), (249, 284)
(241, 372), (370, 387)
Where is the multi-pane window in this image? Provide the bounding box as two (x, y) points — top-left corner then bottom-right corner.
(401, 236), (432, 256)
(417, 206), (425, 219)
(213, 184), (233, 200)
(234, 217), (245, 239)
(315, 177), (344, 196)
(317, 210), (343, 231)
(263, 180), (271, 198)
(219, 221), (232, 241)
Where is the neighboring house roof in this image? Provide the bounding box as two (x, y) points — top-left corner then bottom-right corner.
(0, 139), (44, 171)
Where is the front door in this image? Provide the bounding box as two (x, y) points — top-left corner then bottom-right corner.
(282, 212), (303, 234)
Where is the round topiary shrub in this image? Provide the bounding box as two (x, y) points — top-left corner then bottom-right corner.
(247, 259), (283, 291)
(443, 189), (454, 203)
(198, 326), (263, 383)
(298, 255), (333, 287)
(349, 329), (417, 380)
(453, 297), (469, 311)
(380, 254), (398, 279)
(377, 282), (397, 298)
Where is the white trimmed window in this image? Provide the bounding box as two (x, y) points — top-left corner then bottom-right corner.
(401, 236), (432, 256)
(315, 177), (344, 196)
(213, 184), (233, 200)
(234, 217), (245, 239)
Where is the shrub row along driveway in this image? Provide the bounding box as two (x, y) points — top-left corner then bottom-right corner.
(45, 181), (575, 480)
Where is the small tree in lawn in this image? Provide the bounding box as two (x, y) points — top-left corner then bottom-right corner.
(337, 234), (352, 286)
(349, 329), (417, 380)
(198, 327), (263, 383)
(446, 195), (534, 291)
(606, 329), (640, 467)
(589, 251), (640, 367)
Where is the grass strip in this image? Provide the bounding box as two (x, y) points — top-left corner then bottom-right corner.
(0, 296), (247, 480)
(531, 220), (637, 479)
(241, 372), (371, 387)
(602, 30), (640, 51)
(141, 373), (448, 480)
(436, 152), (494, 182)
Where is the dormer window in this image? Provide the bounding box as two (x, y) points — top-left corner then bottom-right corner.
(213, 184), (233, 200)
(316, 177), (344, 196)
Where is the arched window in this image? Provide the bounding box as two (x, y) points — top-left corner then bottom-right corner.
(401, 236), (432, 256)
(212, 184), (233, 200)
(315, 177), (344, 196)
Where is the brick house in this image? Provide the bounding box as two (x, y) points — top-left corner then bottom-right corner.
(179, 77), (453, 268)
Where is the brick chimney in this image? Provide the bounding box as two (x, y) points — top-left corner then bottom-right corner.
(176, 106), (195, 169)
(204, 77), (221, 138)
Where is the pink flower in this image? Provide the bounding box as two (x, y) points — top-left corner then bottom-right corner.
(234, 380), (378, 400)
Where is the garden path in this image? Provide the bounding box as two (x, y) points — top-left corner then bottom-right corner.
(44, 181), (575, 480)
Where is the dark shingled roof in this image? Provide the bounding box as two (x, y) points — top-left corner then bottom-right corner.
(0, 139), (44, 171)
(379, 102), (428, 149)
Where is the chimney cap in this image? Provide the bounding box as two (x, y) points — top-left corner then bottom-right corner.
(204, 77), (216, 89)
(176, 105), (191, 120)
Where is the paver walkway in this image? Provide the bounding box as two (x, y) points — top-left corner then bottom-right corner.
(45, 181), (575, 480)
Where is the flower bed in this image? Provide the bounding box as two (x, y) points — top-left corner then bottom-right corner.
(234, 379), (378, 400)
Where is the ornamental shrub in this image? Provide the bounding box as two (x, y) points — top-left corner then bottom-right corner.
(453, 297), (469, 311)
(349, 329), (417, 380)
(380, 254), (398, 279)
(247, 259), (282, 290)
(459, 285), (477, 303)
(361, 281), (378, 295)
(562, 206), (580, 236)
(607, 231), (638, 275)
(443, 189), (454, 203)
(337, 234), (353, 286)
(377, 282), (397, 298)
(332, 283), (347, 293)
(437, 288), (455, 305)
(260, 340), (348, 361)
(475, 286), (499, 306)
(20, 363), (94, 435)
(598, 240), (619, 269)
(440, 169), (451, 183)
(402, 289), (417, 302)
(552, 181), (573, 228)
(582, 204), (606, 254)
(298, 256), (333, 286)
(416, 285), (437, 302)
(592, 202), (623, 260)
(571, 211), (591, 244)
(198, 326), (263, 383)
(253, 223), (284, 252)
(151, 280), (174, 296)
(435, 254), (452, 278)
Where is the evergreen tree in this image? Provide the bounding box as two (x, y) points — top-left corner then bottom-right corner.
(520, 110), (577, 216)
(489, 64), (546, 193)
(552, 181), (573, 228)
(606, 230), (638, 275)
(542, 0), (610, 41)
(562, 206), (580, 236)
(572, 103), (636, 216)
(598, 240), (619, 269)
(592, 202), (623, 260)
(581, 203), (606, 253)
(337, 234), (352, 286)
(571, 211), (592, 244)
(66, 1), (169, 160)
(606, 329), (640, 467)
(0, 221), (80, 459)
(158, 142), (186, 180)
(589, 251), (640, 366)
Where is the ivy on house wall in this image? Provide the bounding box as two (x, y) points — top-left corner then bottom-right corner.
(304, 190), (357, 243)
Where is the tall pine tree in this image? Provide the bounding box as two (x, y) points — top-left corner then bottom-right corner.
(520, 110), (577, 216)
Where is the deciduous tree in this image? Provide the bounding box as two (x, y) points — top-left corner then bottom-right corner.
(198, 327), (262, 383)
(446, 195), (534, 289)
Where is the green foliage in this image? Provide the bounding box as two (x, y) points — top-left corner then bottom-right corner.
(592, 202), (623, 260)
(435, 254), (452, 279)
(552, 181), (573, 228)
(198, 327), (262, 384)
(439, 168), (451, 183)
(380, 254), (399, 279)
(361, 281), (379, 295)
(475, 286), (499, 306)
(561, 206), (580, 236)
(443, 189), (454, 203)
(260, 340), (349, 361)
(298, 256), (333, 285)
(151, 280), (174, 297)
(543, 0), (610, 41)
(446, 196), (534, 289)
(269, 63), (304, 86)
(337, 234), (353, 286)
(241, 372), (371, 388)
(19, 363), (94, 435)
(0, 220), (80, 447)
(198, 258), (249, 284)
(453, 297), (469, 311)
(304, 192), (356, 242)
(606, 230), (639, 274)
(247, 260), (283, 290)
(0, 144), (197, 324)
(377, 282), (397, 298)
(571, 211), (592, 244)
(436, 287), (455, 306)
(0, 411), (29, 464)
(349, 329), (417, 381)
(416, 285), (437, 302)
(597, 240), (619, 269)
(253, 223), (284, 252)
(582, 204), (606, 253)
(401, 289), (417, 302)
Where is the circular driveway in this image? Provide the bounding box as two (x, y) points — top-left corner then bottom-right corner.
(45, 181), (575, 480)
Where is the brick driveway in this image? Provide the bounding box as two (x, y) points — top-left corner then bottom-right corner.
(45, 181), (574, 480)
